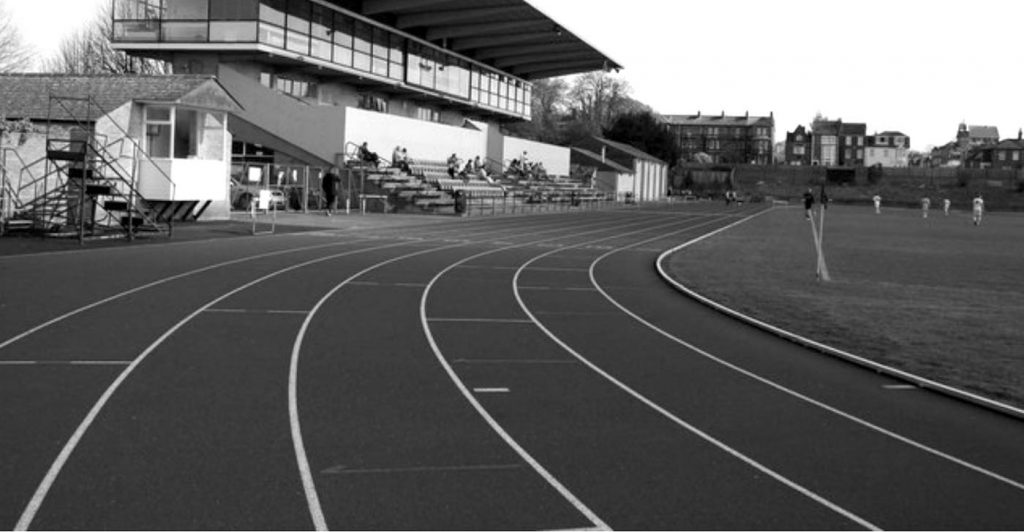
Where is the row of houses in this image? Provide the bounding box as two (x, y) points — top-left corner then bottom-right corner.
(783, 120), (910, 168)
(929, 123), (1024, 170)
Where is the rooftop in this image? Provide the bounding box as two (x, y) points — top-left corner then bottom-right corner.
(0, 74), (240, 121)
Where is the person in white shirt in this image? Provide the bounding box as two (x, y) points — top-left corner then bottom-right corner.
(921, 197), (931, 218)
(872, 194), (882, 214)
(972, 194), (985, 226)
(943, 198), (951, 216)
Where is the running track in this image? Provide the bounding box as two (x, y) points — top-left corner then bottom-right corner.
(1, 204), (1023, 530)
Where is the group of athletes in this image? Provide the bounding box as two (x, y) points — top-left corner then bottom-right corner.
(870, 193), (985, 225)
(803, 188), (986, 226)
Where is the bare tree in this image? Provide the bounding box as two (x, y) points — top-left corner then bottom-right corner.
(44, 0), (169, 74)
(0, 0), (33, 72)
(568, 72), (635, 133)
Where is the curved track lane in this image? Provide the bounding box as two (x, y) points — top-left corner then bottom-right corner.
(2, 204), (1023, 530)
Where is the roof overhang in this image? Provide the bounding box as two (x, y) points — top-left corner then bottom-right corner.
(347, 0), (622, 80)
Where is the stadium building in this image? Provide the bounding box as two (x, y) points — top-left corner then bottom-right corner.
(107, 0), (625, 213)
(2, 0), (638, 236)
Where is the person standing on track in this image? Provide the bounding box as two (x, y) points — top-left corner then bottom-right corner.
(803, 188), (815, 219)
(322, 166), (341, 216)
(972, 193), (985, 226)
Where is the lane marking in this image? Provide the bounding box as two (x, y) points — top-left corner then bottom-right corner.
(525, 267), (590, 272)
(288, 214), (642, 530)
(514, 210), (881, 530)
(204, 308), (309, 315)
(0, 360), (131, 366)
(473, 387), (511, 394)
(428, 318), (533, 324)
(883, 384), (918, 390)
(13, 239), (426, 532)
(453, 359), (578, 365)
(649, 211), (1024, 493)
(518, 286), (597, 292)
(421, 213), (717, 531)
(322, 463), (521, 475)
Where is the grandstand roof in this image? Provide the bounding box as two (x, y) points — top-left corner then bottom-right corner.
(351, 0), (622, 79)
(570, 147), (634, 174)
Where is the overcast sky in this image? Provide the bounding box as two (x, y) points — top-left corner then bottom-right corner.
(8, 0), (1024, 150)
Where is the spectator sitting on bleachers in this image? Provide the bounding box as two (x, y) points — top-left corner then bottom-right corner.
(461, 159), (475, 183)
(358, 142), (380, 168)
(392, 146), (412, 174)
(447, 153), (460, 178)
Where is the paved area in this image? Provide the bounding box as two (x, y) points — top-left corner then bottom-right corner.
(2, 203), (1024, 530)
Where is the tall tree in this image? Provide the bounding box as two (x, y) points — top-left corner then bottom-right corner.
(0, 0), (32, 72)
(567, 71), (635, 134)
(44, 0), (169, 74)
(503, 77), (568, 144)
(604, 110), (682, 166)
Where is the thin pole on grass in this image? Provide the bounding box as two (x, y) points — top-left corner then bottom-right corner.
(816, 203), (831, 281)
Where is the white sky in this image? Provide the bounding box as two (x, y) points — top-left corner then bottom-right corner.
(7, 0), (1024, 150)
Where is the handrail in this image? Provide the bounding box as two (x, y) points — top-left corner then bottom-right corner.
(50, 95), (176, 200)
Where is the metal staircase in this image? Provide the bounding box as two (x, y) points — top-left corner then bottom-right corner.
(2, 94), (183, 243)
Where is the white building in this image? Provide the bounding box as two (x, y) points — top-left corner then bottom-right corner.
(865, 131), (910, 167)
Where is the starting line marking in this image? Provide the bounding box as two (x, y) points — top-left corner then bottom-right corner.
(473, 387), (510, 394)
(518, 286), (598, 292)
(883, 384), (918, 390)
(428, 318), (533, 324)
(454, 358), (578, 365)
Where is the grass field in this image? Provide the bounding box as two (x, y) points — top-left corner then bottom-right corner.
(666, 204), (1024, 409)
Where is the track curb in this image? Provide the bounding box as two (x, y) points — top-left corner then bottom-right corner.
(654, 206), (1024, 421)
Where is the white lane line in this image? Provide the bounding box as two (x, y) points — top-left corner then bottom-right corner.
(322, 463), (521, 475)
(0, 239), (373, 354)
(453, 359), (578, 365)
(420, 214), (715, 531)
(473, 388), (511, 394)
(290, 240), (475, 531)
(650, 213), (1024, 493)
(518, 286), (597, 292)
(204, 309), (310, 315)
(13, 239), (419, 532)
(0, 360), (131, 366)
(526, 267), (590, 272)
(883, 384), (918, 390)
(514, 210), (881, 530)
(428, 318), (534, 324)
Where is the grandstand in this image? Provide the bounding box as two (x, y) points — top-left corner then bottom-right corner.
(103, 0), (625, 217)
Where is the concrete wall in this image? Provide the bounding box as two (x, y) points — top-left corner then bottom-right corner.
(503, 137), (570, 176)
(344, 107), (486, 164)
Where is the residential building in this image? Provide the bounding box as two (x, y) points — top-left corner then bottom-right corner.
(864, 131), (910, 167)
(964, 134), (1024, 169)
(663, 111), (774, 165)
(810, 119), (865, 167)
(957, 123), (999, 149)
(784, 125), (812, 165)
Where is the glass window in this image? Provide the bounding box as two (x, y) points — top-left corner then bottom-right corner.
(174, 109), (200, 158)
(259, 0), (285, 26)
(286, 0), (309, 32)
(210, 0), (258, 19)
(210, 21), (257, 41)
(311, 38), (331, 60)
(145, 106), (172, 158)
(353, 21), (371, 54)
(310, 3), (331, 40)
(162, 22), (208, 41)
(286, 30), (309, 53)
(258, 21), (284, 47)
(166, 0), (208, 19)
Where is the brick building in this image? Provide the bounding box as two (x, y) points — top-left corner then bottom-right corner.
(663, 112), (774, 165)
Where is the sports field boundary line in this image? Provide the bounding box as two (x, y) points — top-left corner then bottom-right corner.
(653, 207), (1024, 422)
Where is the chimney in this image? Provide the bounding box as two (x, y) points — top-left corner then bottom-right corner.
(1019, 128), (1022, 140)
(745, 110), (749, 119)
(696, 111), (701, 118)
(721, 110), (725, 118)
